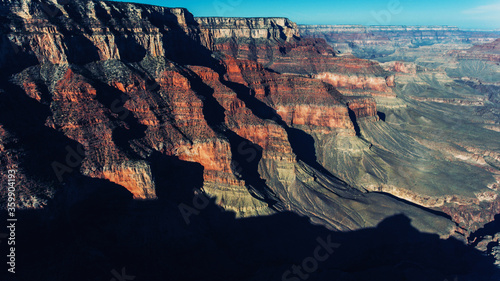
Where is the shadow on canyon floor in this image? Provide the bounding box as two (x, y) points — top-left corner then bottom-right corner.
(1, 162), (499, 281)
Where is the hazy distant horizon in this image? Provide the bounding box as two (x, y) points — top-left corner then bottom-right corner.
(111, 0), (500, 30)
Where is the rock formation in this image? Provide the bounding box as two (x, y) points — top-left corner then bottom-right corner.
(297, 23), (500, 234)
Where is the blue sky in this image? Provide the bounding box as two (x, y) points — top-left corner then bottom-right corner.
(113, 0), (500, 29)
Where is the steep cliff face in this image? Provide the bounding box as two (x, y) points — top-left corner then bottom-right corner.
(0, 0), (218, 70)
(196, 16), (329, 69)
(448, 38), (500, 62)
(381, 61), (420, 74)
(196, 17), (395, 97)
(1, 0), (245, 204)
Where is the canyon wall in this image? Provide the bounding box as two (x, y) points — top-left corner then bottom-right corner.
(300, 25), (499, 49)
(196, 17), (396, 97)
(448, 38), (500, 62)
(2, 0), (500, 239)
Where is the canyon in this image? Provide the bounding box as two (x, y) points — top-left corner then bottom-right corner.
(0, 0), (499, 280)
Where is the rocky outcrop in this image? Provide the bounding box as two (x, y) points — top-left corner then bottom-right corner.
(196, 17), (334, 71)
(221, 56), (361, 136)
(346, 97), (378, 119)
(313, 71), (395, 96)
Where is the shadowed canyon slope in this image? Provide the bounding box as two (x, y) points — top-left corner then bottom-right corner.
(0, 0), (500, 280)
